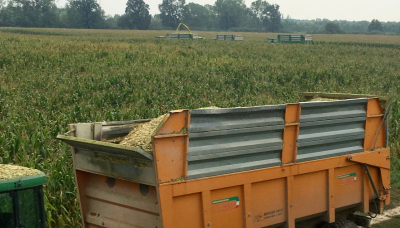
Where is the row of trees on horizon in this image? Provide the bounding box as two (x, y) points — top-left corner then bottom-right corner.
(0, 0), (399, 34)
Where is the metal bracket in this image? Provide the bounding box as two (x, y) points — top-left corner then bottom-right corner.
(365, 165), (388, 216)
(347, 149), (390, 169)
(347, 149), (391, 206)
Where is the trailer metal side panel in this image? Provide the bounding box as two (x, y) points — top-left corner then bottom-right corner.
(297, 99), (368, 162)
(58, 95), (390, 228)
(216, 35), (243, 41)
(57, 135), (156, 186)
(76, 171), (162, 228)
(187, 105), (286, 179)
(161, 149), (390, 228)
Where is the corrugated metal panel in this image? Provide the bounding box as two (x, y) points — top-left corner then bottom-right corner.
(167, 34), (178, 39)
(225, 35), (234, 40)
(305, 35), (313, 41)
(167, 34), (192, 39)
(187, 105), (286, 179)
(235, 35), (244, 41)
(280, 35), (290, 41)
(297, 99), (368, 162)
(291, 35), (302, 41)
(216, 35), (241, 41)
(179, 34), (191, 39)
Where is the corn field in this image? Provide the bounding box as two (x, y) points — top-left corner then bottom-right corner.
(0, 28), (399, 226)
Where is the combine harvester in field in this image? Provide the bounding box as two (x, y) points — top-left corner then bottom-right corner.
(158, 23), (202, 40)
(58, 93), (391, 228)
(0, 164), (46, 227)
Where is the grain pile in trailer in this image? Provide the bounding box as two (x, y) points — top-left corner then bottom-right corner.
(0, 164), (43, 180)
(119, 114), (167, 153)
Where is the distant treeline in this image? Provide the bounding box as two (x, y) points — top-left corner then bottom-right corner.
(282, 18), (400, 35)
(0, 0), (399, 34)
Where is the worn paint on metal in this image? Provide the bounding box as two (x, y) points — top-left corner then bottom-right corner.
(56, 135), (157, 186)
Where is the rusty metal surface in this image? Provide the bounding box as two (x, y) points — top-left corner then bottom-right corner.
(187, 105), (286, 179)
(297, 99), (368, 162)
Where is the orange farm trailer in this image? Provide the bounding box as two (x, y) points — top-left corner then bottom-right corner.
(58, 93), (391, 228)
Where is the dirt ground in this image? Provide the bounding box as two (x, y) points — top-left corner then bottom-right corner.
(370, 208), (400, 227)
(371, 187), (400, 228)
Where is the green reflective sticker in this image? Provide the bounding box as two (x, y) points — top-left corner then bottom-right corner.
(212, 196), (240, 212)
(338, 173), (357, 185)
(212, 196), (239, 205)
(338, 173), (357, 179)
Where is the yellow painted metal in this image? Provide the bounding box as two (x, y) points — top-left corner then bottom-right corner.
(173, 23), (192, 34)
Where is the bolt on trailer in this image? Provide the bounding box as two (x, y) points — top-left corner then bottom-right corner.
(0, 165), (46, 228)
(58, 93), (390, 228)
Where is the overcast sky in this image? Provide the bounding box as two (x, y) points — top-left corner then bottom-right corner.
(55, 0), (400, 22)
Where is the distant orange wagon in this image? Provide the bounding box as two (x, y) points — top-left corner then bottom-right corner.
(58, 93), (391, 228)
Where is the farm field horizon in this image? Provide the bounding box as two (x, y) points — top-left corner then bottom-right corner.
(0, 28), (399, 227)
(2, 27), (400, 44)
